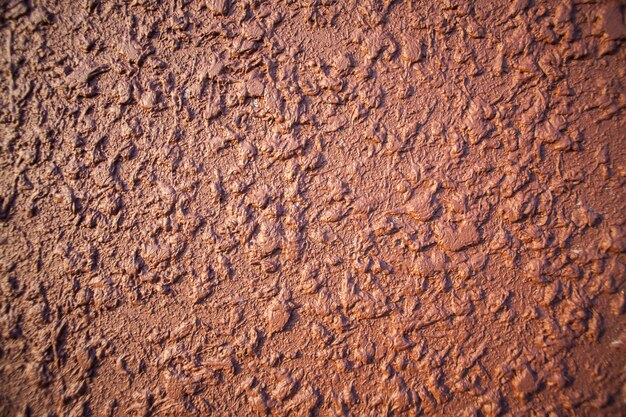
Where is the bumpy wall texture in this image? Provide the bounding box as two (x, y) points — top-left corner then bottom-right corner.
(1, 0), (625, 416)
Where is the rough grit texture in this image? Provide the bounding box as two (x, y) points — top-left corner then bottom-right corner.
(1, 0), (625, 416)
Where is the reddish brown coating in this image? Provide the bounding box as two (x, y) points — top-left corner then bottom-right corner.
(0, 0), (625, 416)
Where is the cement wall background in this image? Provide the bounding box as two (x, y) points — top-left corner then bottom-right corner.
(0, 0), (625, 416)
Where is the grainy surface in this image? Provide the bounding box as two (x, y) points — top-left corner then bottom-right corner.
(1, 0), (625, 416)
